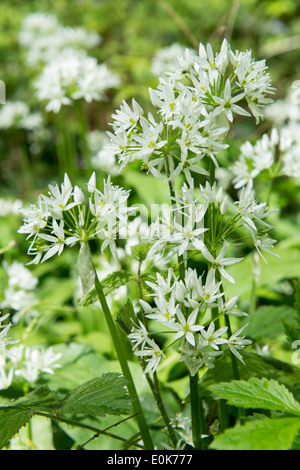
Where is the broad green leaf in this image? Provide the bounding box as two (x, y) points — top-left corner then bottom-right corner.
(246, 305), (297, 340)
(58, 373), (130, 417)
(0, 408), (33, 449)
(0, 387), (59, 449)
(210, 417), (300, 450)
(0, 387), (59, 413)
(131, 242), (152, 262)
(200, 351), (300, 400)
(209, 377), (300, 416)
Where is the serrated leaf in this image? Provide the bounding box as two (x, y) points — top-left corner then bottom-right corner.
(131, 243), (152, 262)
(117, 299), (137, 335)
(57, 373), (130, 417)
(0, 387), (59, 449)
(0, 408), (33, 449)
(0, 387), (59, 412)
(200, 351), (300, 400)
(209, 377), (300, 416)
(210, 417), (300, 450)
(79, 271), (133, 306)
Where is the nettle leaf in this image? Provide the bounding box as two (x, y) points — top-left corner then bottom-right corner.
(0, 387), (59, 449)
(210, 417), (300, 450)
(57, 373), (131, 417)
(117, 299), (137, 335)
(131, 242), (152, 262)
(209, 377), (300, 416)
(80, 271), (133, 306)
(0, 408), (33, 449)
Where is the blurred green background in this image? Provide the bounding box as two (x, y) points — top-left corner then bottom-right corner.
(1, 0), (300, 192)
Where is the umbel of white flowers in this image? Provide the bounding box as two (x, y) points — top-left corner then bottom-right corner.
(18, 172), (135, 264)
(100, 39), (274, 184)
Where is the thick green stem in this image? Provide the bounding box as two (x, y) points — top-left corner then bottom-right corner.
(90, 249), (153, 450)
(189, 373), (205, 449)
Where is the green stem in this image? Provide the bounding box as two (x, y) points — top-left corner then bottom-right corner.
(34, 411), (142, 447)
(189, 373), (205, 449)
(90, 246), (154, 450)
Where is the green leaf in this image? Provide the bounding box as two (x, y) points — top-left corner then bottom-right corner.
(223, 243), (300, 298)
(80, 270), (133, 306)
(0, 408), (33, 449)
(0, 387), (59, 413)
(200, 351), (300, 400)
(209, 377), (300, 416)
(57, 373), (131, 417)
(117, 299), (137, 335)
(131, 242), (152, 262)
(0, 387), (59, 449)
(210, 417), (300, 450)
(246, 305), (298, 340)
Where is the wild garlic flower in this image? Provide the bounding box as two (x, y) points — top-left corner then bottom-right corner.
(131, 265), (251, 375)
(231, 119), (300, 189)
(18, 172), (135, 264)
(19, 12), (101, 67)
(0, 101), (43, 131)
(0, 314), (19, 358)
(35, 49), (120, 113)
(103, 40), (273, 184)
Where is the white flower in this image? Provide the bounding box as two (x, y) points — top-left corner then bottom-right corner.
(0, 316), (19, 358)
(111, 98), (144, 134)
(128, 320), (150, 351)
(200, 322), (228, 350)
(201, 244), (243, 284)
(135, 340), (165, 374)
(166, 308), (203, 347)
(228, 323), (252, 364)
(0, 365), (14, 390)
(15, 346), (62, 383)
(213, 79), (250, 122)
(38, 219), (75, 262)
(218, 295), (248, 317)
(2, 260), (38, 291)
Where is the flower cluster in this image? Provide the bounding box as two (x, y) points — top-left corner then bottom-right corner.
(19, 12), (101, 67)
(35, 49), (120, 113)
(147, 181), (277, 266)
(0, 344), (62, 389)
(18, 172), (135, 264)
(0, 261), (39, 323)
(0, 101), (43, 131)
(128, 267), (251, 375)
(18, 13), (119, 114)
(101, 39), (274, 184)
(231, 104), (300, 188)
